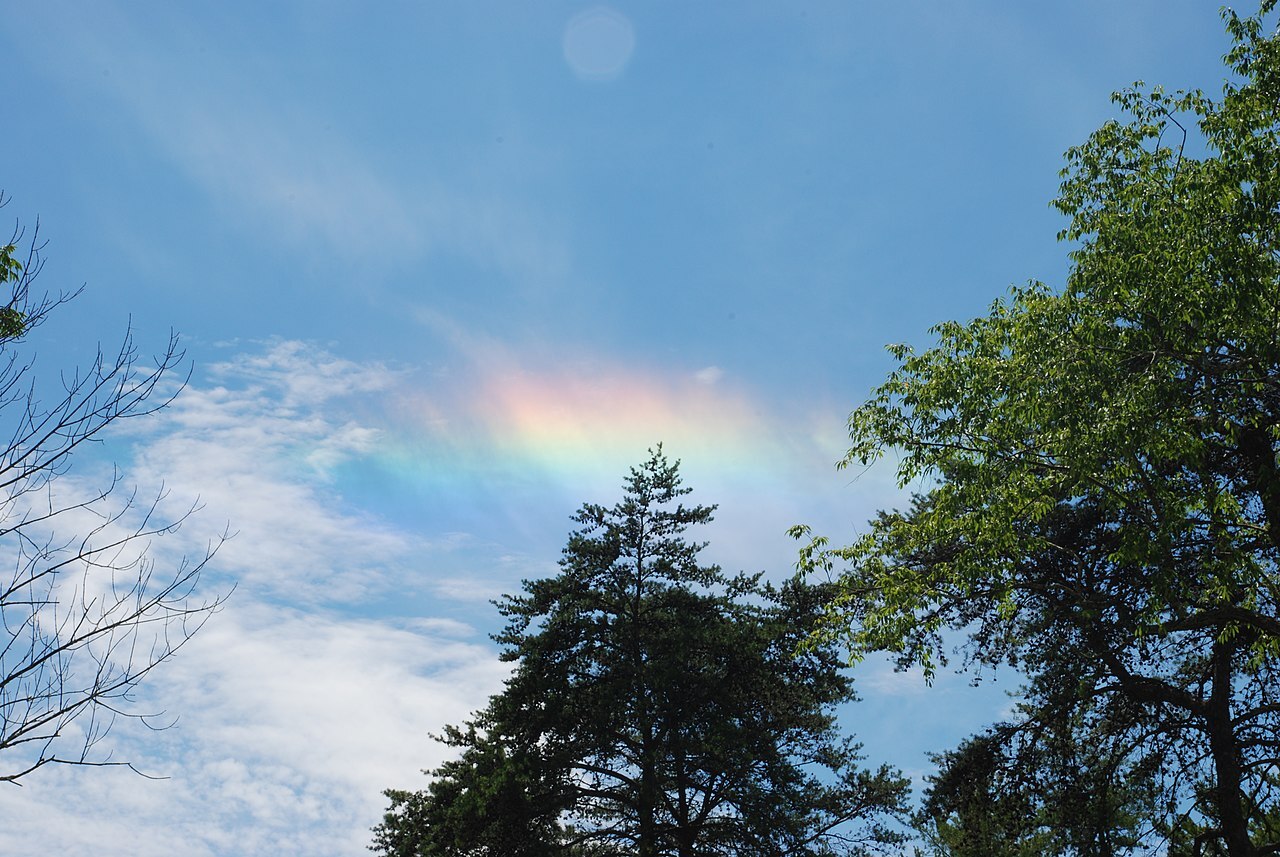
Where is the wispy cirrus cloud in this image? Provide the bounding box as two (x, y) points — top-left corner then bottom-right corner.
(0, 604), (509, 857)
(0, 335), (910, 856)
(15, 3), (570, 284)
(0, 340), (511, 856)
(118, 340), (415, 604)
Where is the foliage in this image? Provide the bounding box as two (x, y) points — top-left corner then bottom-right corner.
(0, 241), (25, 338)
(0, 195), (225, 782)
(915, 702), (1161, 857)
(374, 448), (909, 857)
(794, 5), (1280, 855)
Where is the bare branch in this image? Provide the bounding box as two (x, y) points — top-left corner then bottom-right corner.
(0, 196), (226, 784)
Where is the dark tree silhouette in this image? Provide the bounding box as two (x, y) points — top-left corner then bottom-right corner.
(374, 448), (908, 857)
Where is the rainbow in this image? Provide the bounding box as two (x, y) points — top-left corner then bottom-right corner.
(303, 347), (895, 577)
(361, 354), (847, 507)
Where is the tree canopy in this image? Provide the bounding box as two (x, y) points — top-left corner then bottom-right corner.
(795, 5), (1280, 855)
(374, 448), (909, 857)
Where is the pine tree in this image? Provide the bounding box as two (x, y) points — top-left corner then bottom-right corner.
(373, 447), (908, 857)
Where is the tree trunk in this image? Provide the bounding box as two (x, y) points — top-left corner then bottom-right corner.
(1209, 638), (1255, 857)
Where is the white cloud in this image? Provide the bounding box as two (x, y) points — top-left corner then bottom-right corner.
(0, 341), (510, 856)
(693, 365), (724, 385)
(206, 340), (402, 409)
(431, 574), (508, 604)
(155, 603), (507, 788)
(855, 656), (932, 698)
(0, 603), (509, 857)
(120, 341), (418, 605)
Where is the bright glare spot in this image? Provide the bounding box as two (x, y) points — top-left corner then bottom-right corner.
(563, 7), (635, 81)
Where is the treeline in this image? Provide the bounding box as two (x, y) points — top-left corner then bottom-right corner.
(373, 5), (1280, 856)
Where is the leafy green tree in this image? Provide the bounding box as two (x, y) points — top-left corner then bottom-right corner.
(914, 731), (1049, 857)
(0, 240), (26, 338)
(915, 705), (1161, 857)
(794, 5), (1280, 856)
(374, 448), (909, 857)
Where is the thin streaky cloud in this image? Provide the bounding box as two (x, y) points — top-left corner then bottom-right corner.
(16, 4), (570, 283)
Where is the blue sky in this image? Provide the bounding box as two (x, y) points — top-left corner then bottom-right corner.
(0, 2), (1237, 854)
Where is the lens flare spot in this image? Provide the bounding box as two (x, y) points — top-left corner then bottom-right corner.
(562, 7), (635, 81)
